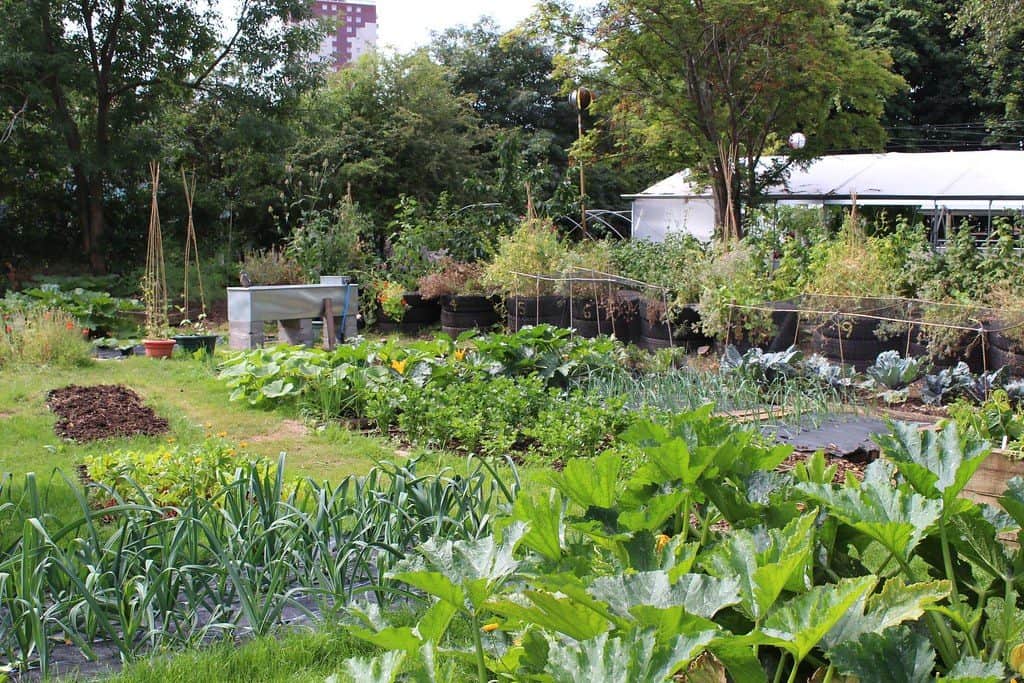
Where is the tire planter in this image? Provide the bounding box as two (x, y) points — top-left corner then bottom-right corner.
(505, 295), (568, 331)
(904, 324), (987, 373)
(142, 339), (176, 359)
(440, 295), (500, 337)
(376, 292), (441, 334)
(810, 311), (898, 369)
(637, 300), (709, 352)
(172, 334), (218, 355)
(612, 291), (643, 345)
(568, 298), (614, 339)
(985, 326), (1024, 376)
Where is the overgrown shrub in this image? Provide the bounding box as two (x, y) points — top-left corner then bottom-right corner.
(239, 246), (305, 285)
(0, 308), (92, 368)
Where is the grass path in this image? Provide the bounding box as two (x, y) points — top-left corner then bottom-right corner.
(0, 356), (395, 483)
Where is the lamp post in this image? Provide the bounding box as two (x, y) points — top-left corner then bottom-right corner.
(570, 86), (593, 236)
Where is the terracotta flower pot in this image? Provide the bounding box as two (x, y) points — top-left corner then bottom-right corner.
(142, 338), (176, 358)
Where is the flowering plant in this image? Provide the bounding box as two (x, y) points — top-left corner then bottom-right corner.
(376, 279), (409, 320)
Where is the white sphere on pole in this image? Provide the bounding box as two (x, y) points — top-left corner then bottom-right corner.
(788, 132), (807, 150)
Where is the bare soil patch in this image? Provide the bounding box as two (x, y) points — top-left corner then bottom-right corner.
(248, 418), (307, 442)
(47, 384), (169, 442)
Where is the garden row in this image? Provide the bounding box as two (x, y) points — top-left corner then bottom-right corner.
(218, 325), (1024, 462)
(249, 210), (1024, 375)
(5, 408), (1024, 681)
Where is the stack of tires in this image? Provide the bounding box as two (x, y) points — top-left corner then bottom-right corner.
(505, 295), (568, 332)
(376, 292), (441, 335)
(637, 300), (709, 351)
(568, 298), (615, 338)
(811, 312), (900, 370)
(441, 295), (500, 337)
(986, 322), (1024, 375)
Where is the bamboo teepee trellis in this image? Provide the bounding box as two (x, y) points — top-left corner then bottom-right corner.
(180, 168), (206, 324)
(143, 161), (169, 337)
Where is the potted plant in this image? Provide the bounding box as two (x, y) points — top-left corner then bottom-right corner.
(801, 223), (902, 367)
(172, 311), (217, 354)
(141, 161), (175, 358)
(482, 219), (569, 331)
(419, 259), (499, 336)
(698, 242), (780, 351)
(371, 278), (440, 333)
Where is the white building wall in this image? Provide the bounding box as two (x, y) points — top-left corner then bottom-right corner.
(631, 197), (716, 242)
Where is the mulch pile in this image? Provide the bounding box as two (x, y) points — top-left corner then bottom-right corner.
(47, 384), (169, 442)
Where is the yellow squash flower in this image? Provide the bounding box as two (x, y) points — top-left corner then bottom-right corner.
(391, 358), (408, 374)
(481, 622), (499, 633)
(1010, 643), (1024, 674)
(654, 534), (671, 553)
(454, 349), (466, 361)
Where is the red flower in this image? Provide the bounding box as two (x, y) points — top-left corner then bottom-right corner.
(65, 321), (74, 330)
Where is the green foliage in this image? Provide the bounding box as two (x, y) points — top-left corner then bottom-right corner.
(482, 219), (569, 296)
(1, 286), (141, 337)
(0, 455), (510, 675)
(805, 223), (898, 297)
(239, 247), (306, 286)
(949, 390), (1024, 453)
(698, 243), (776, 343)
(81, 437), (262, 507)
(594, 0), (902, 238)
(867, 350), (928, 390)
(611, 233), (707, 306)
(0, 0), (324, 273)
(287, 199), (377, 280)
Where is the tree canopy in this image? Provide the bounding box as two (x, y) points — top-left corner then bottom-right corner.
(591, 0), (903, 239)
(0, 0), (323, 273)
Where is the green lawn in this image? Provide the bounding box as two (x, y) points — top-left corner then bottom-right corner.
(0, 352), (545, 681)
(0, 355), (396, 482)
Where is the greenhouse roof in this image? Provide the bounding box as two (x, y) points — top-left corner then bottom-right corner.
(625, 150), (1024, 210)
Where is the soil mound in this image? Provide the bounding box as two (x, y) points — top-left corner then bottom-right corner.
(47, 384), (169, 442)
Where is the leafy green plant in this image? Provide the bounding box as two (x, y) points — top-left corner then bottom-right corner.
(1, 286), (141, 336)
(287, 199), (376, 280)
(374, 280), (409, 320)
(482, 218), (568, 296)
(949, 390), (1024, 453)
(698, 242), (776, 344)
(866, 349), (927, 393)
(81, 436), (261, 507)
(720, 344), (804, 383)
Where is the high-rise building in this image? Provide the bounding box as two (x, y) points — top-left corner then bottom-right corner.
(308, 1), (377, 70)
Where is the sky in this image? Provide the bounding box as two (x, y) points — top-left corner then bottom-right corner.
(222, 1), (596, 54)
(375, 1), (555, 52)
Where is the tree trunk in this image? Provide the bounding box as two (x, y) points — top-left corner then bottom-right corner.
(73, 166), (107, 274)
(86, 179), (107, 274)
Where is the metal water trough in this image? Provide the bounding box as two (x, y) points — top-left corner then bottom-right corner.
(227, 276), (359, 349)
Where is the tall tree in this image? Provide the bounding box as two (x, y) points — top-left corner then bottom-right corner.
(568, 0), (903, 239)
(0, 0), (323, 273)
(840, 0), (988, 151)
(284, 50), (486, 250)
(955, 0), (1024, 142)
